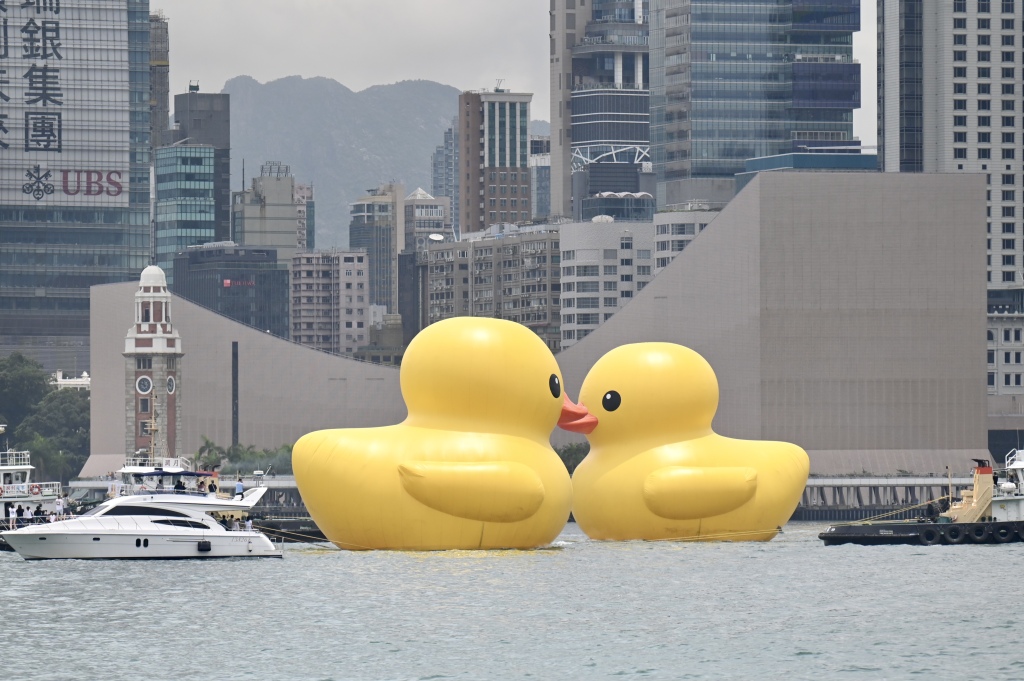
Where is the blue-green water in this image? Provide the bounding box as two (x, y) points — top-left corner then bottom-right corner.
(3, 522), (1022, 680)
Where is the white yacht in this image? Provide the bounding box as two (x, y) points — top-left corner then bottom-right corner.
(0, 425), (62, 517)
(1, 459), (283, 560)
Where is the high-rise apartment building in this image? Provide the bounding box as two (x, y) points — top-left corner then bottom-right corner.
(403, 188), (452, 254)
(559, 221), (655, 349)
(425, 224), (561, 351)
(459, 89), (533, 233)
(550, 0), (651, 219)
(168, 91), (230, 241)
(431, 117), (459, 237)
(349, 184), (404, 314)
(291, 250), (369, 355)
(232, 161), (315, 267)
(0, 0), (152, 371)
(153, 144), (216, 283)
(650, 0), (861, 207)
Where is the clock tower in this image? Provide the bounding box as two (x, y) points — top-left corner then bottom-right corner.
(124, 266), (183, 463)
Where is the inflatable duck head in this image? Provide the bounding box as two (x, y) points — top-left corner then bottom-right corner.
(578, 342), (719, 448)
(402, 317), (578, 442)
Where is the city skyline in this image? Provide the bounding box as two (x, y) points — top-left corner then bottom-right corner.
(151, 0), (879, 147)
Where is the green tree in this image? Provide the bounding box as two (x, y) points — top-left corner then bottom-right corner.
(195, 435), (226, 471)
(556, 442), (591, 475)
(15, 389), (90, 483)
(0, 352), (53, 435)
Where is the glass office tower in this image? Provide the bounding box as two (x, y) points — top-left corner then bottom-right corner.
(154, 145), (217, 284)
(650, 0), (860, 206)
(0, 0), (151, 371)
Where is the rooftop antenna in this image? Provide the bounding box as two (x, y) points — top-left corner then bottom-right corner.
(188, 80), (199, 93)
(495, 78), (505, 92)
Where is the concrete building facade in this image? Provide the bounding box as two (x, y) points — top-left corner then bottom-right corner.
(425, 224), (561, 351)
(290, 249), (369, 355)
(232, 162), (315, 267)
(149, 12), (170, 153)
(878, 1), (1024, 448)
(459, 90), (533, 233)
(559, 220), (656, 349)
(85, 172), (989, 478)
(556, 171), (989, 474)
(87, 279), (403, 476)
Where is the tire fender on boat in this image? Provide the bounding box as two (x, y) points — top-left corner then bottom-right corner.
(942, 525), (966, 545)
(993, 525), (1015, 543)
(969, 524), (992, 543)
(919, 527), (941, 546)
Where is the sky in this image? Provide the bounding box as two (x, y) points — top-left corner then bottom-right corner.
(151, 0), (878, 147)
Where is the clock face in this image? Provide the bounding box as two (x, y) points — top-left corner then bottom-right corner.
(167, 376), (176, 394)
(136, 376), (153, 395)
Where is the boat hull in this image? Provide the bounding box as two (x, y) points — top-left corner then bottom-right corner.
(1, 529), (282, 560)
(820, 521), (1024, 546)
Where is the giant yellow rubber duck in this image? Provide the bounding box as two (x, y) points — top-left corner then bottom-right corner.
(564, 343), (809, 542)
(293, 317), (578, 550)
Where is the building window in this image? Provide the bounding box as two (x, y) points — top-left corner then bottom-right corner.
(989, 350), (997, 364)
(980, 116), (992, 126)
(620, 238), (633, 250)
(136, 358), (152, 370)
(139, 398), (150, 414)
(1004, 271), (1017, 282)
(1004, 254), (1016, 266)
(954, 148), (968, 159)
(1003, 149), (1016, 159)
(990, 372), (997, 386)
(603, 265), (617, 276)
(1004, 206), (1016, 217)
(1003, 223), (1016, 233)
(954, 115), (968, 126)
(956, 131), (968, 143)
(980, 99), (993, 110)
(955, 34), (968, 46)
(979, 51), (992, 62)
(954, 99), (967, 109)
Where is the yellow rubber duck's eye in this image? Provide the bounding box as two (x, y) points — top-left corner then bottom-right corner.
(549, 374), (561, 399)
(602, 391), (621, 412)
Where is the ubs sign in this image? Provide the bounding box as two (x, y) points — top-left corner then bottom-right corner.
(21, 166), (124, 201)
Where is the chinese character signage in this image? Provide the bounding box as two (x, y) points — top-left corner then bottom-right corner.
(0, 0), (130, 207)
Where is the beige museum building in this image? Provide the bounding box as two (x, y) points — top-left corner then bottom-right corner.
(85, 172), (989, 477)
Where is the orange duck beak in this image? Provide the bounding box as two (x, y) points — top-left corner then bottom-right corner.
(558, 393), (598, 434)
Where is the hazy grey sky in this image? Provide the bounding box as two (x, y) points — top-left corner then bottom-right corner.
(152, 0), (878, 147)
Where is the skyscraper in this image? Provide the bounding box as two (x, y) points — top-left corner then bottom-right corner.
(0, 0), (152, 371)
(430, 116), (459, 237)
(168, 91), (230, 241)
(459, 89), (533, 233)
(550, 0), (651, 219)
(153, 144), (216, 282)
(149, 12), (170, 152)
(349, 183), (404, 313)
(649, 0), (861, 207)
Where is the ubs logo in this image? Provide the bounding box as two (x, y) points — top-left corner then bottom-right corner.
(21, 166), (124, 201)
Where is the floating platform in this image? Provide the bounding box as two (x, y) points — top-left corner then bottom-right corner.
(820, 521), (1024, 546)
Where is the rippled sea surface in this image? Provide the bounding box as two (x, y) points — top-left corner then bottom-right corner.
(3, 522), (1023, 680)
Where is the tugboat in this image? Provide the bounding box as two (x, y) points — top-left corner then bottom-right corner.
(820, 454), (1024, 546)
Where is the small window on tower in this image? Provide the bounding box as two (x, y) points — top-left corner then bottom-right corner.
(139, 398), (150, 414)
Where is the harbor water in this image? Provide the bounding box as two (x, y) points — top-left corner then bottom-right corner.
(3, 522), (1022, 680)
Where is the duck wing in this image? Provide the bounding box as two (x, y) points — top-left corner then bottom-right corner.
(643, 466), (758, 520)
(399, 461), (545, 523)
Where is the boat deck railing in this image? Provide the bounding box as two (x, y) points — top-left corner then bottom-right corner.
(1, 481), (61, 499)
(0, 450), (31, 468)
